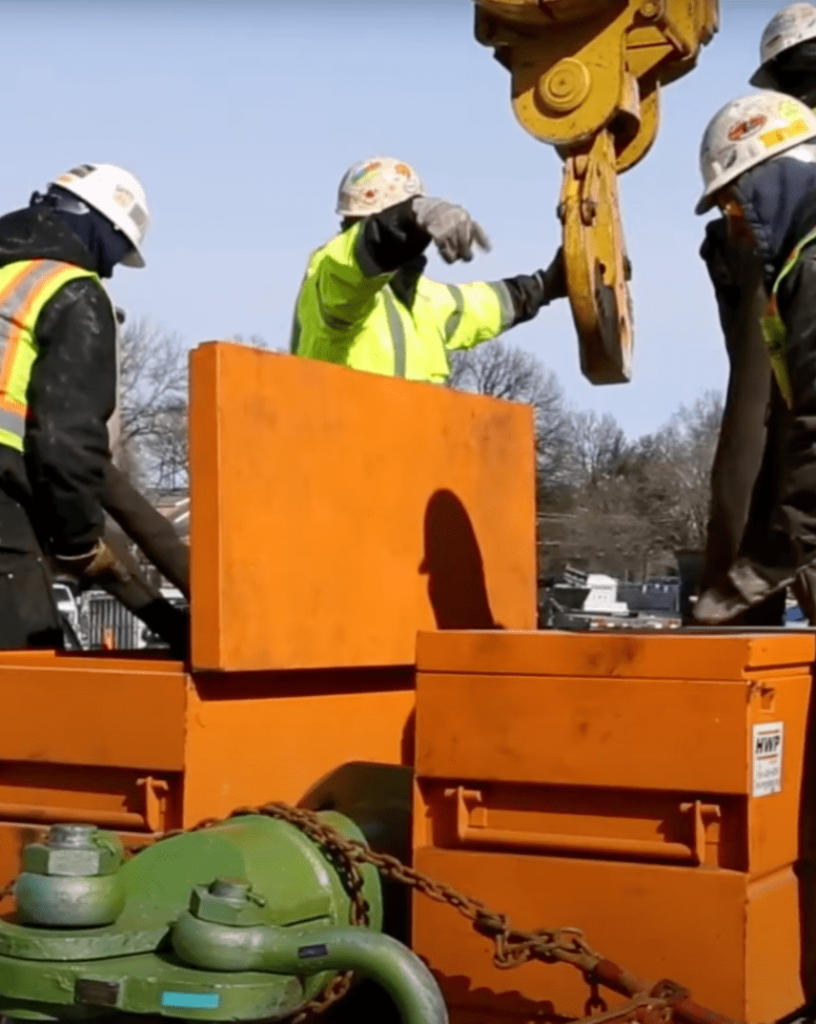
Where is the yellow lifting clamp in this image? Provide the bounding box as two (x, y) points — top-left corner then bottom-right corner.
(472, 0), (719, 384)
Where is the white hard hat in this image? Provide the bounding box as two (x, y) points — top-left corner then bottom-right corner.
(336, 157), (423, 217)
(751, 3), (816, 88)
(50, 164), (150, 267)
(696, 91), (816, 214)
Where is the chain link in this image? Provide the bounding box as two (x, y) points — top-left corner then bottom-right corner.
(0, 805), (685, 1024)
(170, 802), (632, 1022)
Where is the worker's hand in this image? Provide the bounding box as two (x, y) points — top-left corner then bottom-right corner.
(54, 539), (132, 586)
(411, 197), (491, 264)
(534, 248), (568, 304)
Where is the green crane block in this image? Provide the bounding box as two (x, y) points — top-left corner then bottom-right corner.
(0, 812), (385, 1021)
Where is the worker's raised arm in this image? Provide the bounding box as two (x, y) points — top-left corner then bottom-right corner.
(441, 249), (568, 352)
(306, 199), (432, 335)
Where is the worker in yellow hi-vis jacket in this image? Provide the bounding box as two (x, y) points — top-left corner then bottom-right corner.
(292, 157), (566, 383)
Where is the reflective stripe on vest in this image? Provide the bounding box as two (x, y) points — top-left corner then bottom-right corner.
(760, 225), (816, 409)
(0, 260), (98, 452)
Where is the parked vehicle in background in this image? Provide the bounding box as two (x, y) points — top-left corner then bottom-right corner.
(51, 581), (86, 649)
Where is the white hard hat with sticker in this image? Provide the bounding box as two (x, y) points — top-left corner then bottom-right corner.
(696, 91), (816, 214)
(50, 164), (150, 267)
(336, 157), (423, 218)
(751, 3), (816, 88)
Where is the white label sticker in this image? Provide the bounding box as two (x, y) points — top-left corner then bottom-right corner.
(753, 722), (784, 797)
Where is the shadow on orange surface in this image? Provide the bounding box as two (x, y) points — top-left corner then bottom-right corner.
(420, 490), (503, 631)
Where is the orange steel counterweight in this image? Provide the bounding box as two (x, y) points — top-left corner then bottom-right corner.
(0, 343), (537, 906)
(413, 629), (816, 1024)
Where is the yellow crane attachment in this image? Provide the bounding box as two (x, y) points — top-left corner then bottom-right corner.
(472, 0), (719, 383)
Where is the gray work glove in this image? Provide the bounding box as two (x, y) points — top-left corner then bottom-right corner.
(411, 197), (491, 264)
(534, 247), (568, 304)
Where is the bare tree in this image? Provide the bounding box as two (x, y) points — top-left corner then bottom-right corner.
(139, 403), (189, 492)
(628, 390), (723, 552)
(568, 410), (627, 490)
(115, 317), (189, 490)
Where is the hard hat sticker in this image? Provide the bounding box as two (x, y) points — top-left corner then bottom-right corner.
(779, 97), (802, 121)
(752, 722), (784, 797)
(728, 115), (767, 141)
(112, 187), (134, 209)
(760, 119), (809, 148)
(350, 162), (382, 186)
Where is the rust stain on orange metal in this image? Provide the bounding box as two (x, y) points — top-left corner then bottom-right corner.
(189, 343), (537, 672)
(413, 629), (816, 1024)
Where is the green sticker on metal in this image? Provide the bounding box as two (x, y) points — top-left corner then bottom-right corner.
(162, 992), (220, 1010)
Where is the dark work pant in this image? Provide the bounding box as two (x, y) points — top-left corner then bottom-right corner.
(700, 225), (786, 624)
(0, 487), (62, 650)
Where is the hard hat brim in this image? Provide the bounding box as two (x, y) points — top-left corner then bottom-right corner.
(695, 192), (718, 216)
(120, 246), (145, 269)
(749, 66), (776, 89)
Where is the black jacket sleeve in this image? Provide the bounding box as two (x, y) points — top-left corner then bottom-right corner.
(501, 273), (548, 326)
(359, 199), (432, 273)
(24, 278), (116, 555)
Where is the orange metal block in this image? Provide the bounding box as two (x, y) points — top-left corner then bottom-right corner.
(0, 654), (414, 880)
(189, 343), (537, 672)
(412, 848), (799, 1024)
(182, 669), (415, 824)
(413, 630), (816, 1024)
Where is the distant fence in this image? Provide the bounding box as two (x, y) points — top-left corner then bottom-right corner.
(83, 591), (144, 650)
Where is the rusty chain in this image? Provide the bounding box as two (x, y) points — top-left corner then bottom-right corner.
(0, 806), (705, 1024)
(157, 801), (672, 1024)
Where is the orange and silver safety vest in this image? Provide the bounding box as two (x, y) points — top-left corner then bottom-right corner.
(760, 226), (816, 408)
(0, 259), (99, 452)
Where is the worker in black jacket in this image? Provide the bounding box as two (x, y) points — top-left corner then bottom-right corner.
(0, 163), (188, 652)
(693, 92), (816, 623)
(696, 4), (816, 625)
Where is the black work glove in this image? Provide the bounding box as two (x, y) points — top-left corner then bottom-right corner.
(535, 247), (568, 304)
(502, 248), (569, 326)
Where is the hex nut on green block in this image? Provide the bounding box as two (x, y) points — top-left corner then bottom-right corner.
(15, 871), (126, 927)
(190, 878), (269, 926)
(23, 827), (124, 877)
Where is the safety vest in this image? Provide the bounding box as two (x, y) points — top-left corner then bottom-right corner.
(760, 225), (816, 408)
(0, 259), (99, 452)
(292, 223), (514, 383)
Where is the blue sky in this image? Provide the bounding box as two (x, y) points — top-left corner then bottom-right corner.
(1, 0), (794, 436)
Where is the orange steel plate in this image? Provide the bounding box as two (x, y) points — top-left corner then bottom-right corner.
(182, 669), (415, 822)
(413, 630), (816, 1023)
(412, 848), (802, 1024)
(189, 344), (537, 672)
(0, 652), (187, 770)
(417, 629), (816, 680)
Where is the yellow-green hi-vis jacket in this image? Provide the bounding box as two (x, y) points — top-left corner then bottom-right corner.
(291, 222), (515, 383)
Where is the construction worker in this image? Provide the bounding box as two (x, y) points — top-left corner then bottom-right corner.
(292, 158), (567, 381)
(0, 164), (187, 652)
(692, 92), (816, 624)
(750, 3), (816, 102)
(695, 3), (816, 626)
